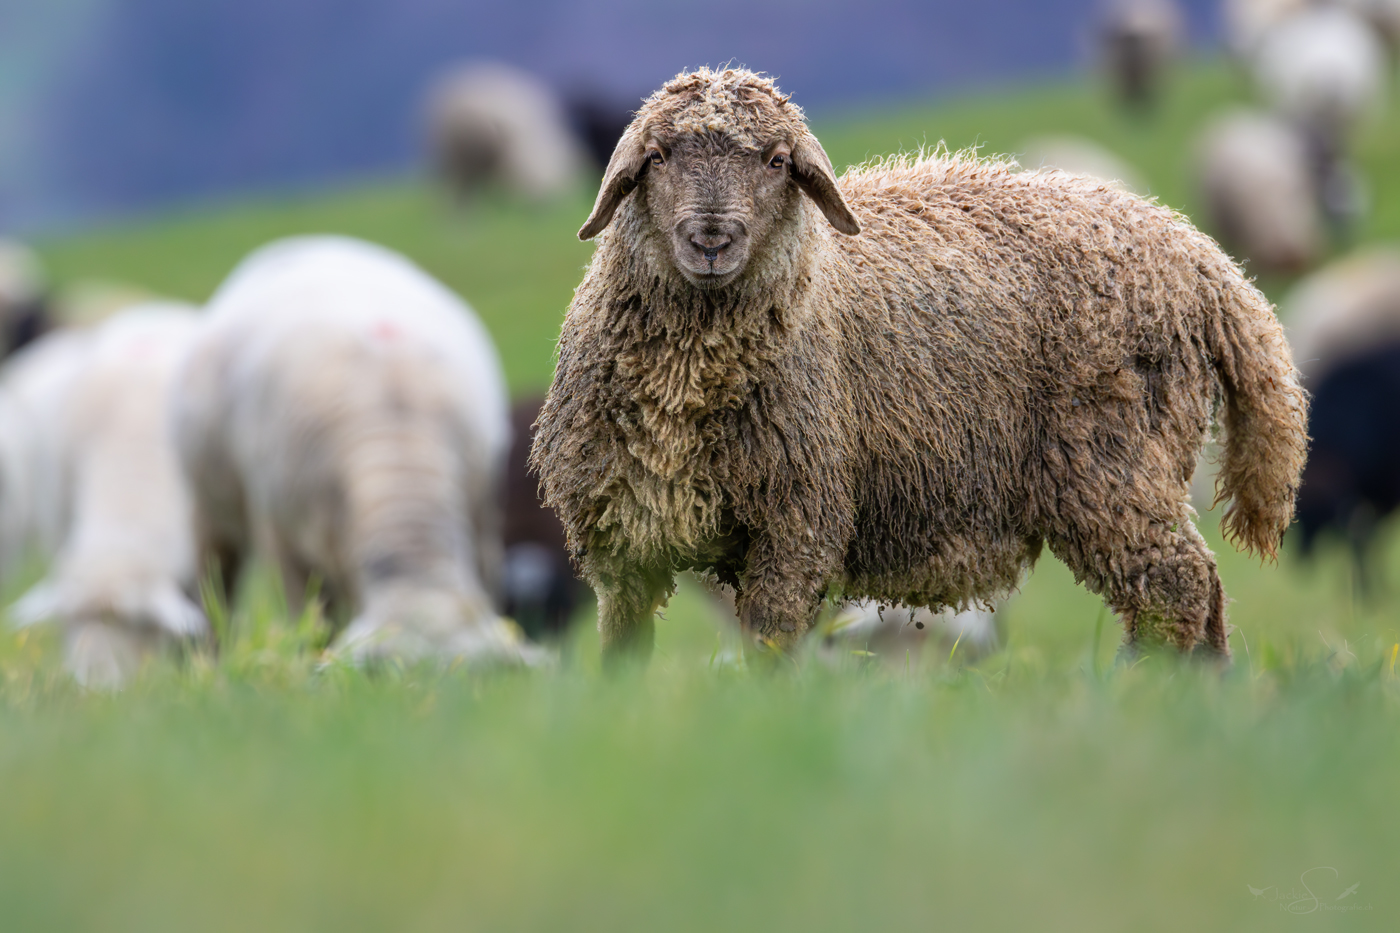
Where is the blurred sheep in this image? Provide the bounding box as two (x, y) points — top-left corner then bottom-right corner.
(1195, 108), (1325, 273)
(425, 62), (585, 202)
(1018, 135), (1147, 194)
(1097, 0), (1183, 108)
(175, 236), (538, 666)
(1224, 0), (1309, 58)
(1341, 0), (1400, 56)
(563, 88), (638, 174)
(1283, 249), (1400, 585)
(50, 279), (158, 329)
(1287, 247), (1400, 382)
(0, 240), (51, 358)
(818, 600), (1001, 664)
(3, 305), (207, 688)
(502, 396), (584, 638)
(1252, 6), (1387, 153)
(697, 579), (999, 665)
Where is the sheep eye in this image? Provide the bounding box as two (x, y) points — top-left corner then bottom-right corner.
(648, 150), (664, 166)
(769, 154), (786, 169)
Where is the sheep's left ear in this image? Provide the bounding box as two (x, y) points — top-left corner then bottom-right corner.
(791, 132), (860, 235)
(578, 121), (647, 240)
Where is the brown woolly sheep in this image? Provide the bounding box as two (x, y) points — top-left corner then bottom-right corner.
(532, 67), (1309, 664)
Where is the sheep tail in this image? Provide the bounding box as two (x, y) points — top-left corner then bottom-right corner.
(1207, 274), (1310, 559)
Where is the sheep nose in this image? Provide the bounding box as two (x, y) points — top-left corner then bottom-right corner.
(690, 233), (732, 262)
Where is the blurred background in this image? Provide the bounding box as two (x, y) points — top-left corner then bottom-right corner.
(0, 0), (1219, 228)
(2, 1), (1400, 930)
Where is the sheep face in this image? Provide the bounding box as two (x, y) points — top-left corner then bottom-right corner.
(577, 68), (859, 288)
(641, 132), (797, 288)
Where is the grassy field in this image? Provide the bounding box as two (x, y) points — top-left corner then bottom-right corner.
(4, 59), (1399, 931)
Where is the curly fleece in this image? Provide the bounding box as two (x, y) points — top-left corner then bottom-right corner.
(532, 67), (1309, 659)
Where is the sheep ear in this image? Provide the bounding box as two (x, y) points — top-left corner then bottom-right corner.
(578, 123), (647, 240)
(791, 133), (860, 235)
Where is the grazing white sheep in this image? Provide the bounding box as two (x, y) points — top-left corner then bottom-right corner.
(425, 61), (585, 202)
(175, 236), (535, 666)
(1195, 108), (1325, 273)
(3, 304), (207, 687)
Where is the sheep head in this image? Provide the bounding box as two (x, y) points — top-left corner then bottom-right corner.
(578, 68), (860, 290)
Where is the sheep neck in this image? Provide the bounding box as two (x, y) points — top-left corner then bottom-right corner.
(578, 202), (836, 551)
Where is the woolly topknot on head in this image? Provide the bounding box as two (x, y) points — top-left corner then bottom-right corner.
(642, 67), (802, 150)
(579, 66), (858, 248)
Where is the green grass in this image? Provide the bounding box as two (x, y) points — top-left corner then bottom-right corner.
(7, 59), (1400, 931)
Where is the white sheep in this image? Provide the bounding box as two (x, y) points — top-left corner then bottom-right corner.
(1195, 107), (1325, 273)
(4, 304), (207, 688)
(1341, 0), (1400, 55)
(820, 600), (1000, 663)
(424, 61), (585, 202)
(1252, 5), (1388, 149)
(175, 236), (536, 666)
(1224, 0), (1310, 58)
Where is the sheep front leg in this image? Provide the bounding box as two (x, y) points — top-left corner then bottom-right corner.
(590, 557), (674, 666)
(735, 531), (828, 653)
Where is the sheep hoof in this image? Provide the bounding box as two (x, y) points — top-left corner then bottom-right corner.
(64, 622), (161, 690)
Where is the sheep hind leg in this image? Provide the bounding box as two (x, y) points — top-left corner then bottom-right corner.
(1052, 519), (1230, 662)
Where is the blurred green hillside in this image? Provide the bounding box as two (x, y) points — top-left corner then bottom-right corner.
(4, 59), (1400, 932)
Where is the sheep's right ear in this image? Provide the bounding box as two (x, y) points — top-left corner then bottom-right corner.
(579, 123), (648, 240)
(791, 132), (861, 236)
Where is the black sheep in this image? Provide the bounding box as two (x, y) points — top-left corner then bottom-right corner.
(1295, 342), (1400, 593)
(503, 397), (585, 638)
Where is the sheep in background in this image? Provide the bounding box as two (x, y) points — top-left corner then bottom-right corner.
(1018, 135), (1147, 194)
(1252, 5), (1386, 215)
(1224, 0), (1309, 59)
(818, 601), (1000, 664)
(1341, 0), (1400, 56)
(1097, 0), (1183, 109)
(502, 396), (584, 638)
(0, 240), (51, 358)
(694, 576), (1000, 664)
(1287, 247), (1400, 381)
(3, 305), (207, 688)
(50, 279), (159, 329)
(175, 236), (537, 666)
(533, 68), (1308, 665)
(0, 331), (93, 581)
(1283, 249), (1400, 587)
(563, 88), (639, 174)
(425, 62), (585, 203)
(1195, 108), (1325, 274)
